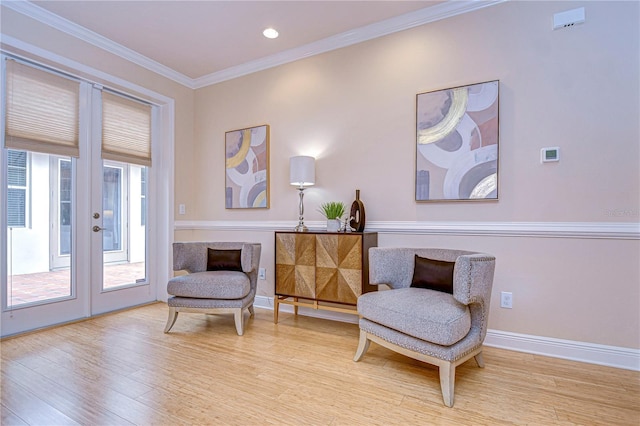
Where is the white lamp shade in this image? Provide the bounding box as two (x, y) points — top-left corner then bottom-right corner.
(290, 156), (315, 186)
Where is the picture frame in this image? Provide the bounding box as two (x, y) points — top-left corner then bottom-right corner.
(225, 124), (270, 209)
(416, 80), (499, 202)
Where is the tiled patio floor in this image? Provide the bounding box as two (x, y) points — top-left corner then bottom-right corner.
(6, 262), (145, 307)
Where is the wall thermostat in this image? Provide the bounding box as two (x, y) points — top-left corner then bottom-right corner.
(541, 147), (560, 163)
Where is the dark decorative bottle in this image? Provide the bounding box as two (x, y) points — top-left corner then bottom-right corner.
(349, 189), (366, 232)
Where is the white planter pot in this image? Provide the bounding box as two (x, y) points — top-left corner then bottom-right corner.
(326, 219), (341, 232)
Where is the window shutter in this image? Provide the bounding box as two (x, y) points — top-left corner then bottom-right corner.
(4, 59), (80, 157)
(7, 150), (27, 228)
(102, 91), (152, 167)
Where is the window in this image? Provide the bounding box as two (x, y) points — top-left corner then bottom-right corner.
(7, 150), (28, 228)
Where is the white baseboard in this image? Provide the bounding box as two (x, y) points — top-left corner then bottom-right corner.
(254, 296), (640, 371)
(484, 330), (640, 371)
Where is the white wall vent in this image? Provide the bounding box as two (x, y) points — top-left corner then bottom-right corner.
(553, 7), (585, 30)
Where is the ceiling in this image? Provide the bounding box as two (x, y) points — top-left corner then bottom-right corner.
(5, 1), (503, 88)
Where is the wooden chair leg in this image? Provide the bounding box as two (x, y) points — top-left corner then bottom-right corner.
(248, 305), (255, 317)
(439, 362), (456, 407)
(474, 351), (485, 368)
(234, 309), (244, 336)
(164, 307), (178, 333)
(274, 297), (279, 324)
(353, 330), (371, 362)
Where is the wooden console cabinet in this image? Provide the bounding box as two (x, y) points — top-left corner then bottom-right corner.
(274, 231), (378, 323)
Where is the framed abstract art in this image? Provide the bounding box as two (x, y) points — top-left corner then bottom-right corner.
(416, 80), (499, 202)
(225, 124), (270, 209)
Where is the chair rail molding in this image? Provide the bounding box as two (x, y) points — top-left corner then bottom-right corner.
(253, 296), (640, 371)
(174, 220), (640, 240)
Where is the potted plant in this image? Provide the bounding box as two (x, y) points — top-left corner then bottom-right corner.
(318, 201), (345, 232)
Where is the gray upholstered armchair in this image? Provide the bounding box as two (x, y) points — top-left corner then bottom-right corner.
(164, 242), (261, 336)
(353, 247), (496, 407)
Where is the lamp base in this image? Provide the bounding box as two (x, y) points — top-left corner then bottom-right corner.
(294, 223), (308, 232)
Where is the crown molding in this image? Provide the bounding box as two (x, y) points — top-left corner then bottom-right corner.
(2, 0), (193, 88)
(192, 0), (508, 88)
(174, 220), (640, 240)
(4, 0), (507, 90)
(0, 35), (175, 105)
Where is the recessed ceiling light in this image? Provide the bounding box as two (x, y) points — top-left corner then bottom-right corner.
(263, 28), (279, 39)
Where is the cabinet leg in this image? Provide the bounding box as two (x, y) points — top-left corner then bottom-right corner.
(274, 296), (279, 324)
(294, 297), (299, 316)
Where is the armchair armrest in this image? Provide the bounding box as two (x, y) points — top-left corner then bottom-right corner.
(241, 243), (258, 273)
(369, 248), (415, 289)
(452, 254), (496, 306)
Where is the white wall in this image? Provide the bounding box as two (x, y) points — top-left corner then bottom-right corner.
(8, 153), (49, 275)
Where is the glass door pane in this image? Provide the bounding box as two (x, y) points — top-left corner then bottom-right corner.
(102, 164), (125, 257)
(101, 161), (146, 290)
(5, 150), (73, 308)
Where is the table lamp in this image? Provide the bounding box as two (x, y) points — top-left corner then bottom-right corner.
(289, 156), (315, 232)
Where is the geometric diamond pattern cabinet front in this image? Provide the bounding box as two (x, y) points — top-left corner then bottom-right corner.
(274, 231), (378, 323)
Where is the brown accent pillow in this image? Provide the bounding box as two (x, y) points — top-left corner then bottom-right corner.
(207, 248), (242, 272)
(410, 255), (455, 294)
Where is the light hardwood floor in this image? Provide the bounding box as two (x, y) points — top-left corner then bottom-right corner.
(1, 303), (638, 425)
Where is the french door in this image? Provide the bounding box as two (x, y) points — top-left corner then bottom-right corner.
(1, 64), (157, 336)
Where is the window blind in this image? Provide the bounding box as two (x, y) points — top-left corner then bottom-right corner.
(4, 59), (80, 157)
(102, 91), (152, 167)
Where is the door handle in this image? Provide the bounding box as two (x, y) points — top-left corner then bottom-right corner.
(92, 225), (104, 232)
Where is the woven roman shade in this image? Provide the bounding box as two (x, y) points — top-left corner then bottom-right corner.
(4, 59), (80, 157)
(102, 91), (152, 167)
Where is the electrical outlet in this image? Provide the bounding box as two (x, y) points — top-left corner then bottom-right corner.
(258, 268), (266, 280)
(178, 204), (186, 215)
(500, 291), (513, 309)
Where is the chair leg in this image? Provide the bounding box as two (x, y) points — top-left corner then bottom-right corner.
(439, 362), (456, 407)
(164, 307), (178, 333)
(234, 308), (244, 336)
(474, 351), (485, 368)
(248, 305), (255, 317)
(353, 330), (371, 362)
